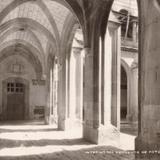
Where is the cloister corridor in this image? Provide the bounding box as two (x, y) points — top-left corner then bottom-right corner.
(0, 0), (160, 159)
(0, 120), (136, 160)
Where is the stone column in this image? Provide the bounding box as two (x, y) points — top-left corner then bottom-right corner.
(53, 59), (58, 124)
(136, 0), (160, 158)
(110, 26), (121, 130)
(83, 44), (113, 145)
(45, 59), (54, 125)
(83, 21), (121, 145)
(83, 24), (121, 146)
(64, 47), (84, 129)
(45, 74), (50, 124)
(126, 68), (132, 122)
(49, 67), (53, 115)
(74, 47), (84, 122)
(58, 47), (84, 130)
(102, 22), (121, 132)
(49, 59), (58, 125)
(83, 47), (95, 142)
(104, 22), (121, 144)
(48, 66), (54, 124)
(68, 49), (76, 119)
(64, 48), (77, 129)
(130, 62), (138, 122)
(58, 57), (69, 130)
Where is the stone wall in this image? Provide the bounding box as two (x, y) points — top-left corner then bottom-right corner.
(0, 55), (47, 120)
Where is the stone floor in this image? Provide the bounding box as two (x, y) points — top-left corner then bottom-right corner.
(0, 120), (137, 160)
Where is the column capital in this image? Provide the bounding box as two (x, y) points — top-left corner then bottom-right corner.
(82, 48), (92, 57)
(72, 47), (83, 54)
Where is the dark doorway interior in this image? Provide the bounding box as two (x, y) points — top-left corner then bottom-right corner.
(120, 66), (127, 121)
(6, 82), (25, 120)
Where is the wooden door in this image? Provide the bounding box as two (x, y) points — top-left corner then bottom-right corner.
(6, 82), (25, 120)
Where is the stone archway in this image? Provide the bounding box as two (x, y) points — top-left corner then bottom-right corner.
(2, 77), (29, 120)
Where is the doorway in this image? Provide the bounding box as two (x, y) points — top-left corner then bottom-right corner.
(6, 82), (25, 120)
(2, 78), (29, 121)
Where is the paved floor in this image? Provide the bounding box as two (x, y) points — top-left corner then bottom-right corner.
(0, 121), (136, 160)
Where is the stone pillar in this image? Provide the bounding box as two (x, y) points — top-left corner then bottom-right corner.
(83, 21), (121, 146)
(53, 59), (58, 124)
(104, 22), (121, 144)
(83, 45), (114, 145)
(45, 59), (55, 125)
(64, 47), (84, 129)
(48, 59), (58, 125)
(83, 48), (95, 142)
(49, 67), (53, 115)
(65, 48), (78, 129)
(110, 25), (121, 130)
(68, 49), (76, 120)
(58, 47), (84, 130)
(45, 74), (50, 124)
(45, 57), (58, 125)
(58, 57), (69, 130)
(48, 66), (54, 124)
(136, 1), (160, 159)
(74, 47), (84, 122)
(126, 68), (132, 122)
(130, 62), (138, 122)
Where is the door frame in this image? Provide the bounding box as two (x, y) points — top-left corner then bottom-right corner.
(2, 77), (29, 120)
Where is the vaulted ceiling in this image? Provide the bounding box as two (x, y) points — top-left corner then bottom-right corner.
(0, 0), (75, 76)
(0, 0), (114, 76)
(0, 0), (72, 54)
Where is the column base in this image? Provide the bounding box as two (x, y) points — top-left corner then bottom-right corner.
(83, 123), (120, 146)
(135, 136), (160, 160)
(48, 115), (57, 125)
(58, 116), (65, 130)
(126, 114), (132, 121)
(45, 115), (57, 125)
(126, 114), (138, 122)
(44, 116), (49, 125)
(58, 117), (83, 131)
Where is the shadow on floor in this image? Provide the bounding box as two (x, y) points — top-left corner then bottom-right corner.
(0, 145), (136, 160)
(0, 128), (58, 132)
(0, 120), (45, 125)
(0, 120), (143, 160)
(0, 138), (89, 149)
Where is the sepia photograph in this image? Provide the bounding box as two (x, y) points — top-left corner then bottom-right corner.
(0, 0), (159, 159)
